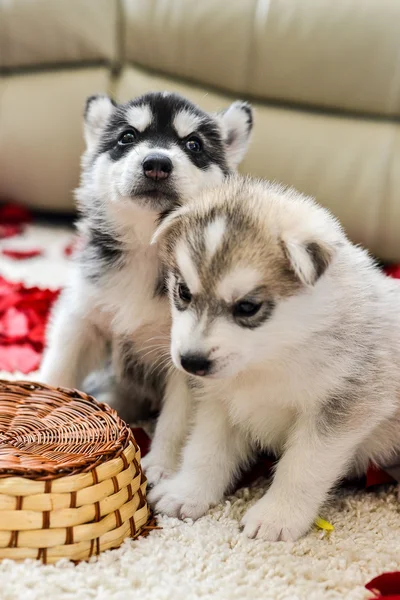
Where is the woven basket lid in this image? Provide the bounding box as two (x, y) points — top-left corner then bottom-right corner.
(0, 380), (135, 480)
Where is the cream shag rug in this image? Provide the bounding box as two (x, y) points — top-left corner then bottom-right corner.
(1, 221), (399, 600)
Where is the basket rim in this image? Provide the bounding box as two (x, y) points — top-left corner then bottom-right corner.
(0, 379), (137, 480)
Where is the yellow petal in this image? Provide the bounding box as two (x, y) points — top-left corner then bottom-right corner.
(315, 516), (334, 531)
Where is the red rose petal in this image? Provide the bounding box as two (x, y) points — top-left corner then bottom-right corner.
(0, 308), (29, 339)
(0, 277), (12, 294)
(18, 289), (60, 315)
(0, 291), (22, 313)
(0, 344), (41, 374)
(0, 203), (32, 224)
(366, 572), (400, 598)
(0, 278), (23, 312)
(0, 224), (23, 239)
(2, 248), (43, 260)
(28, 322), (46, 346)
(0, 276), (60, 373)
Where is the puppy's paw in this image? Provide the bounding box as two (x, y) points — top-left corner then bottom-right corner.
(141, 452), (175, 487)
(148, 477), (212, 520)
(143, 464), (171, 487)
(241, 495), (313, 542)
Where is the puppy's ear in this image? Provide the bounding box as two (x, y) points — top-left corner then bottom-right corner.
(217, 101), (253, 170)
(84, 94), (116, 150)
(151, 206), (189, 246)
(282, 238), (334, 286)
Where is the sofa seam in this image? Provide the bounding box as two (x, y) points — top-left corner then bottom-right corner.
(0, 61), (111, 77)
(118, 60), (400, 125)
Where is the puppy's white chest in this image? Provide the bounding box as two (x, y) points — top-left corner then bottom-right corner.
(225, 376), (296, 454)
(96, 247), (168, 337)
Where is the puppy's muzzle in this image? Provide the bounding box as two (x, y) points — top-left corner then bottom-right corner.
(143, 154), (173, 181)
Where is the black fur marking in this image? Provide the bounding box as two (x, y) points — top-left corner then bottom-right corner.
(306, 242), (331, 280)
(81, 226), (124, 280)
(95, 92), (230, 175)
(96, 110), (143, 160)
(219, 101), (253, 145)
(239, 102), (253, 131)
(192, 296), (275, 330)
(90, 228), (123, 263)
(183, 122), (229, 174)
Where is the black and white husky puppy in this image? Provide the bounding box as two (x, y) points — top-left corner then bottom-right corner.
(41, 92), (253, 483)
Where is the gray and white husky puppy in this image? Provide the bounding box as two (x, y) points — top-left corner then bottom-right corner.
(149, 175), (400, 541)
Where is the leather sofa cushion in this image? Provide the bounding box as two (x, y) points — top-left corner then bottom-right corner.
(0, 0), (118, 69)
(122, 0), (400, 117)
(0, 68), (110, 211)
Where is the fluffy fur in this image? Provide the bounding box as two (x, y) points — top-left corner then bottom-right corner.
(40, 92), (253, 485)
(148, 175), (400, 541)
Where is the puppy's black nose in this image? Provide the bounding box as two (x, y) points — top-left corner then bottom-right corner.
(143, 154), (173, 181)
(180, 354), (212, 377)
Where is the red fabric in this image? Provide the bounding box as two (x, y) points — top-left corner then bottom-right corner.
(2, 248), (43, 260)
(131, 428), (151, 457)
(366, 464), (396, 488)
(0, 203), (32, 240)
(384, 265), (400, 279)
(0, 277), (59, 373)
(366, 572), (400, 598)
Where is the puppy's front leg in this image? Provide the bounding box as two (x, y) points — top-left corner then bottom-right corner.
(40, 289), (106, 389)
(148, 398), (250, 520)
(242, 413), (376, 541)
(142, 370), (192, 486)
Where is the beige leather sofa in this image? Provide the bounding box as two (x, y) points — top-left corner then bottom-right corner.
(1, 0), (400, 261)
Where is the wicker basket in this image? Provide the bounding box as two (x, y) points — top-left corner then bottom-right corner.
(0, 379), (150, 563)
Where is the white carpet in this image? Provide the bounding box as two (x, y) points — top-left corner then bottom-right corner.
(1, 220), (399, 600)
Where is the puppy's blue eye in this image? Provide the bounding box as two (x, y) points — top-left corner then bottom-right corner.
(118, 130), (137, 145)
(185, 137), (202, 153)
(233, 301), (262, 318)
